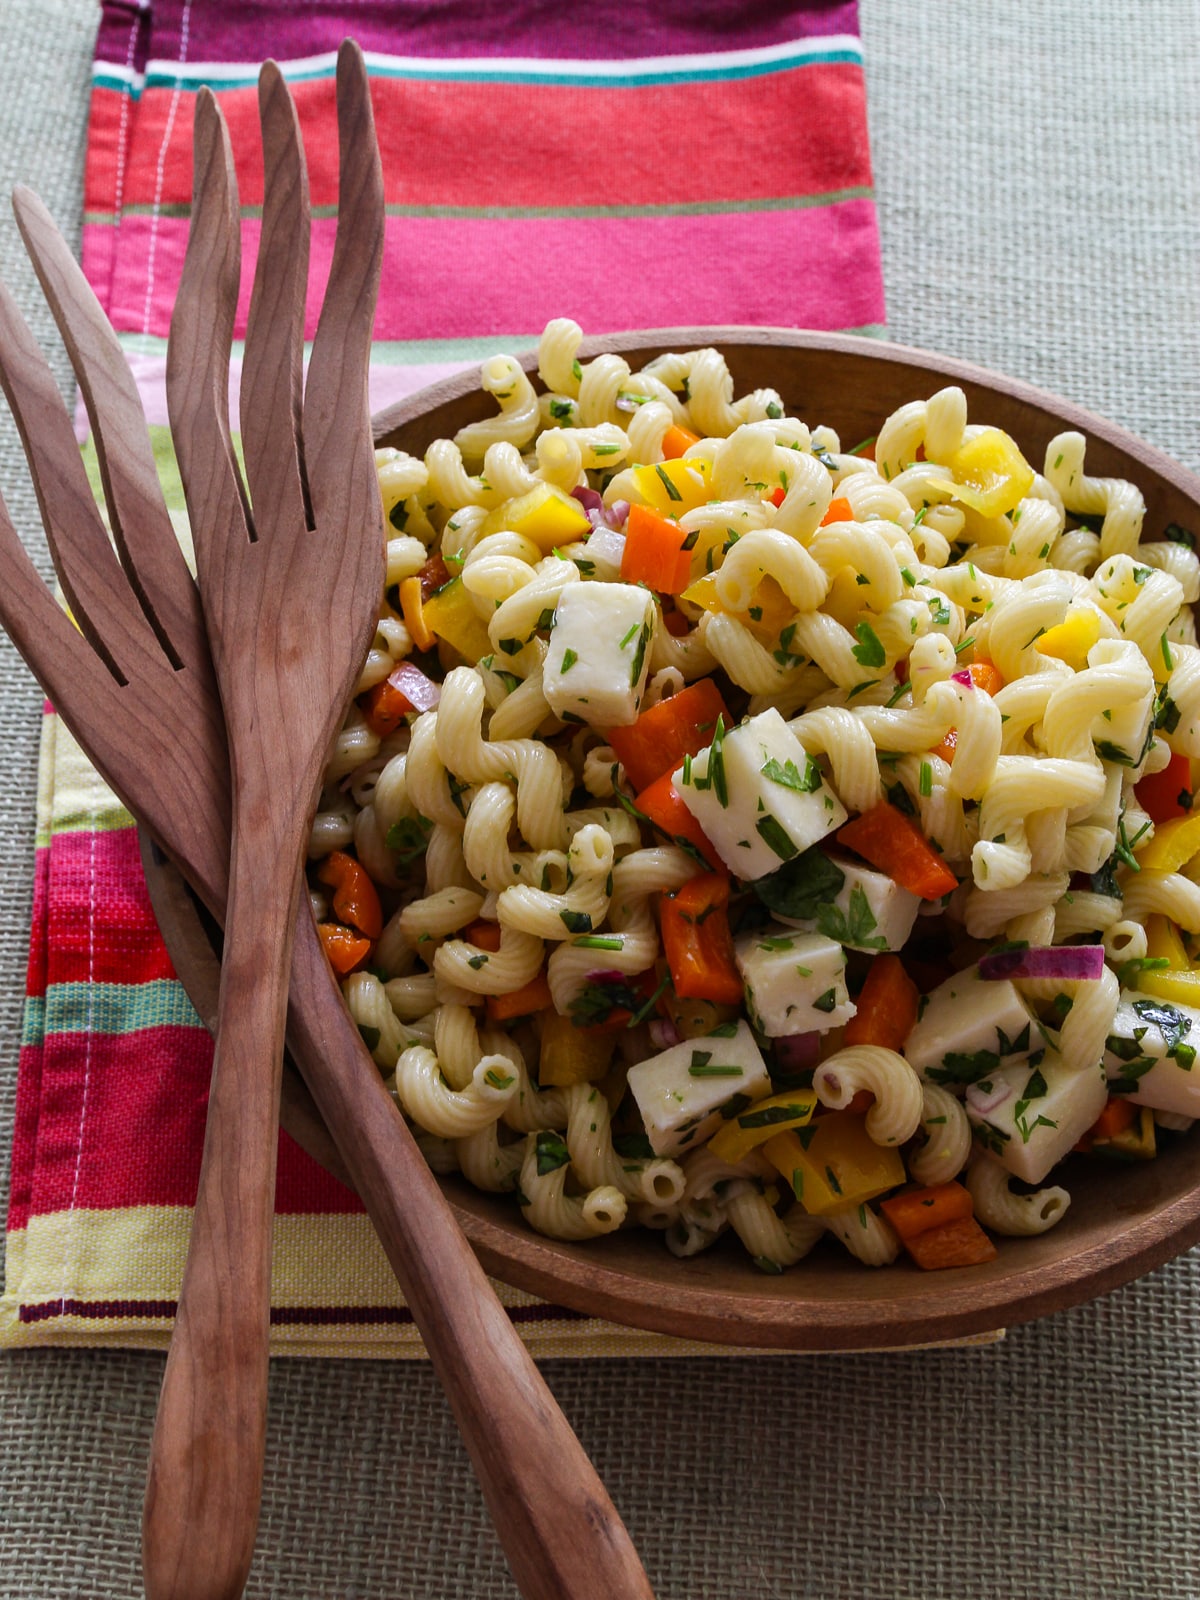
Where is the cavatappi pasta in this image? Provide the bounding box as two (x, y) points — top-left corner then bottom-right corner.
(309, 321), (1200, 1274)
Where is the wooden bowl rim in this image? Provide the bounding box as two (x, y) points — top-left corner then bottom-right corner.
(259, 328), (1200, 1346)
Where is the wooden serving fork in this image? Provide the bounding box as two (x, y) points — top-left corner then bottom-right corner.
(0, 41), (654, 1600)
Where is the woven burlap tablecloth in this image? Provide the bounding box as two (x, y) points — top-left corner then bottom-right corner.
(3, 2), (1199, 1595)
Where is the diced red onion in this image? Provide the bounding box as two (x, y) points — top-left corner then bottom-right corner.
(585, 969), (626, 985)
(571, 485), (605, 517)
(649, 1019), (680, 1050)
(571, 484), (629, 532)
(951, 668), (974, 687)
(584, 526), (627, 569)
(978, 944), (1106, 982)
(386, 661), (441, 712)
(966, 1078), (1014, 1115)
(772, 1031), (822, 1074)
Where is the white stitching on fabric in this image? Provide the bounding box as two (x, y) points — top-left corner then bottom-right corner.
(140, 0), (193, 338)
(59, 0), (142, 1318)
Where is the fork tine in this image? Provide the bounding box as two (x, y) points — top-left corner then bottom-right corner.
(301, 40), (384, 538)
(239, 62), (310, 544)
(167, 88), (251, 584)
(0, 483), (125, 711)
(12, 184), (208, 676)
(0, 274), (172, 687)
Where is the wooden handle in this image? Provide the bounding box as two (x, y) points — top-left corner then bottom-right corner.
(142, 848), (297, 1600)
(286, 910), (656, 1600)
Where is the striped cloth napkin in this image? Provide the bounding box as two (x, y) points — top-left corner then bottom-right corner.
(1, 0), (898, 1356)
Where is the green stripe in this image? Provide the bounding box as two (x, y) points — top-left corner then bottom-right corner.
(48, 798), (136, 835)
(85, 186), (873, 228)
(22, 995), (45, 1050)
(42, 979), (203, 1038)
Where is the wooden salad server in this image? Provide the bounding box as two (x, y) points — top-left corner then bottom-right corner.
(0, 42), (654, 1600)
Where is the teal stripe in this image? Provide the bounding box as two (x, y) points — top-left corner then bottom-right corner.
(42, 979), (204, 1038)
(85, 186), (873, 228)
(22, 995), (45, 1051)
(93, 44), (860, 98)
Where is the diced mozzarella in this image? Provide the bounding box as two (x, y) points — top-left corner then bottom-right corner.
(1103, 990), (1200, 1118)
(903, 967), (1038, 1085)
(735, 927), (855, 1036)
(543, 582), (654, 729)
(673, 708), (847, 881)
(775, 853), (921, 952)
(966, 1055), (1108, 1184)
(626, 1021), (771, 1158)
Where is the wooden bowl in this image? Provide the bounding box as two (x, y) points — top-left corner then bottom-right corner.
(151, 329), (1200, 1348)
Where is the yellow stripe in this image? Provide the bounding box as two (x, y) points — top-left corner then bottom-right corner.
(0, 1206), (1003, 1357)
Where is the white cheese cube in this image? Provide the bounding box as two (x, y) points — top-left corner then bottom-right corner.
(543, 581), (654, 729)
(626, 1020), (771, 1158)
(903, 967), (1038, 1086)
(775, 853), (921, 952)
(1103, 990), (1200, 1118)
(966, 1055), (1108, 1184)
(735, 927), (855, 1036)
(673, 708), (847, 880)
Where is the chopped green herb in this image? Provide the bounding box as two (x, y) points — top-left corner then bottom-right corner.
(386, 814), (433, 866)
(761, 754), (822, 794)
(560, 648), (578, 672)
(852, 620), (886, 669)
(756, 814), (798, 862)
(655, 463), (683, 502)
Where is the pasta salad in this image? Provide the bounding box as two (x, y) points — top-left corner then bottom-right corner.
(308, 321), (1200, 1274)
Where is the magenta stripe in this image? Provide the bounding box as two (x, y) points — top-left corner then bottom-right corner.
(96, 0), (859, 70)
(103, 200), (885, 343)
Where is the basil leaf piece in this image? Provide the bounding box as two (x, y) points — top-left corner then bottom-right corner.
(753, 846), (845, 921)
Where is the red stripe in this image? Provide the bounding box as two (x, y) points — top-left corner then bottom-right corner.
(84, 65), (871, 214)
(42, 826), (180, 989)
(23, 1014), (364, 1216)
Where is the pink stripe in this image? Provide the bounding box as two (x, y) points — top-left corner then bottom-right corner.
(98, 199), (885, 343)
(7, 846), (52, 1234)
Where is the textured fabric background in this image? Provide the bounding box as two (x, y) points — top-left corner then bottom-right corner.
(2, 2), (1200, 1596)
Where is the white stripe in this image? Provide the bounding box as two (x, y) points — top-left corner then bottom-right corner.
(92, 58), (145, 90)
(134, 34), (861, 89)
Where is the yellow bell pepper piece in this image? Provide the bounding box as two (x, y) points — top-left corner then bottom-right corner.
(1129, 967), (1200, 1007)
(763, 1113), (905, 1217)
(421, 577), (493, 665)
(680, 573), (795, 646)
(1144, 914), (1190, 970)
(681, 571), (722, 614)
(538, 1014), (614, 1087)
(1129, 912), (1200, 1004)
(482, 482), (592, 553)
(631, 456), (713, 514)
(1089, 1105), (1157, 1162)
(707, 1089), (819, 1165)
(929, 427), (1035, 519)
(1036, 609), (1102, 673)
(1136, 813), (1200, 873)
(398, 576), (436, 652)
